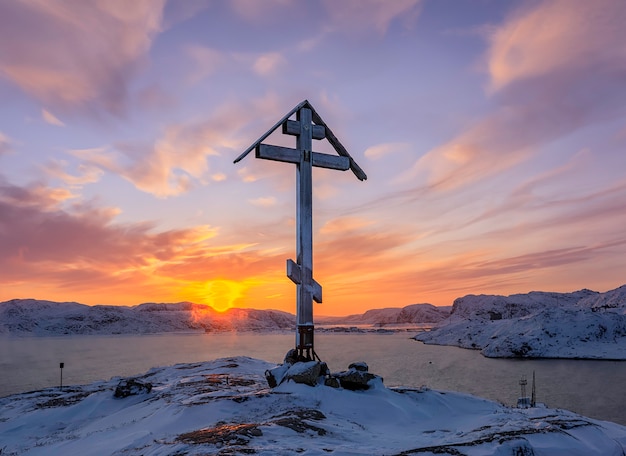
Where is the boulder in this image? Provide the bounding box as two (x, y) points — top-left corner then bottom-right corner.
(333, 362), (383, 390)
(283, 361), (324, 386)
(114, 378), (152, 398)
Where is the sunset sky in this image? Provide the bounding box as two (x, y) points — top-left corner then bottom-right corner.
(1, 0), (626, 315)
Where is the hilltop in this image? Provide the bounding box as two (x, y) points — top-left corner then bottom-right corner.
(1, 356), (625, 455)
(415, 285), (626, 359)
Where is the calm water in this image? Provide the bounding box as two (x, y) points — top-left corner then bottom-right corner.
(1, 332), (624, 425)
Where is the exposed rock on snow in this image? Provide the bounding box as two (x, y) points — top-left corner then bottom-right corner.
(113, 378), (153, 398)
(415, 285), (626, 359)
(1, 357), (625, 455)
(332, 361), (382, 390)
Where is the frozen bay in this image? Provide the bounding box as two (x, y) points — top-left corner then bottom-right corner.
(1, 332), (624, 426)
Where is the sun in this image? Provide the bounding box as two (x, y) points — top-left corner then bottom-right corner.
(182, 279), (246, 312)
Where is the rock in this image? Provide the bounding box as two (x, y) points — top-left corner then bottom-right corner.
(348, 361), (369, 372)
(284, 348), (298, 365)
(324, 377), (341, 388)
(284, 361), (324, 386)
(333, 363), (383, 391)
(114, 378), (152, 398)
(265, 363), (289, 388)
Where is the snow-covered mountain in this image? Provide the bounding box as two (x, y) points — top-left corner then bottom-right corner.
(0, 299), (451, 335)
(319, 303), (450, 326)
(0, 299), (295, 335)
(415, 285), (626, 359)
(2, 356), (625, 455)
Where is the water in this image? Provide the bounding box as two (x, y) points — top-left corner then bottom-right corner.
(1, 332), (625, 425)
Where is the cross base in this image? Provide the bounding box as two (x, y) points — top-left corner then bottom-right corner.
(296, 324), (320, 361)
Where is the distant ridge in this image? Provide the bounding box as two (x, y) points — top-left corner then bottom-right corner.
(0, 299), (295, 335)
(0, 299), (449, 336)
(415, 285), (626, 360)
(318, 303), (450, 326)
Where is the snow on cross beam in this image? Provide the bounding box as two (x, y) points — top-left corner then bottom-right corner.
(235, 100), (366, 360)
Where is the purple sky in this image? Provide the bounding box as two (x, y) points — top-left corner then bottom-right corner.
(1, 0), (625, 315)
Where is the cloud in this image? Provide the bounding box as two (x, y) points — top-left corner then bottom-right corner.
(408, 0), (626, 191)
(0, 0), (166, 116)
(487, 0), (626, 92)
(0, 179), (77, 210)
(43, 160), (104, 186)
(0, 132), (13, 155)
(229, 0), (292, 23)
(321, 0), (422, 35)
(0, 180), (226, 301)
(186, 45), (223, 84)
(71, 102), (261, 197)
(253, 52), (288, 77)
(41, 108), (65, 126)
(364, 142), (411, 160)
(248, 197), (277, 207)
(319, 216), (374, 235)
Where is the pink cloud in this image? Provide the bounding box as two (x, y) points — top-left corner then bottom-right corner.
(69, 96), (298, 197)
(487, 0), (626, 92)
(0, 0), (166, 116)
(409, 0), (626, 191)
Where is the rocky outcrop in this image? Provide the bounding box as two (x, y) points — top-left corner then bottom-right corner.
(114, 378), (153, 398)
(265, 351), (382, 390)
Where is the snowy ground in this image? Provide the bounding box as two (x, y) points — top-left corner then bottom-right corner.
(1, 357), (625, 455)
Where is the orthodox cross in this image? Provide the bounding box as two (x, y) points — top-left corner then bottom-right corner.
(235, 100), (366, 360)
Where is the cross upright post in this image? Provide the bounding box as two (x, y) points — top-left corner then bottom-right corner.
(235, 100), (366, 361)
(294, 106), (315, 358)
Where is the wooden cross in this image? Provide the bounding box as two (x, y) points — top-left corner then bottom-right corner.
(235, 100), (366, 360)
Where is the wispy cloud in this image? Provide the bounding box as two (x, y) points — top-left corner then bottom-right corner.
(248, 196), (277, 207)
(406, 0), (626, 192)
(41, 108), (65, 126)
(71, 102), (261, 197)
(0, 132), (13, 155)
(253, 52), (288, 77)
(186, 45), (223, 84)
(319, 216), (375, 235)
(365, 142), (411, 160)
(321, 0), (422, 35)
(42, 160), (104, 187)
(0, 0), (166, 116)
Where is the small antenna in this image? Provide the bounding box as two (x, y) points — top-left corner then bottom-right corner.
(531, 370), (536, 407)
(519, 374), (527, 398)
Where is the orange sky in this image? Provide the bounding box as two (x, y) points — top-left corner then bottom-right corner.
(1, 1), (626, 315)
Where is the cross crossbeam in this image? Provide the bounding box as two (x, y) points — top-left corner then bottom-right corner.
(235, 100), (366, 360)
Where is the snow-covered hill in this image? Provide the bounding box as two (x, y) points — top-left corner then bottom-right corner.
(0, 299), (451, 335)
(0, 299), (295, 335)
(415, 285), (626, 359)
(319, 303), (450, 326)
(1, 356), (625, 455)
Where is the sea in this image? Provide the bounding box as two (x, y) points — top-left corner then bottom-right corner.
(1, 331), (625, 426)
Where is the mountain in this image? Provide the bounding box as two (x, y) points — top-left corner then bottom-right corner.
(2, 356), (625, 455)
(0, 299), (295, 335)
(415, 285), (626, 359)
(319, 303), (450, 326)
(0, 299), (451, 335)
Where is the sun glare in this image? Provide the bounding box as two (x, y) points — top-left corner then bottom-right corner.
(182, 279), (248, 312)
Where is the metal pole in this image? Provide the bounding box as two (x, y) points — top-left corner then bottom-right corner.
(60, 362), (64, 390)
